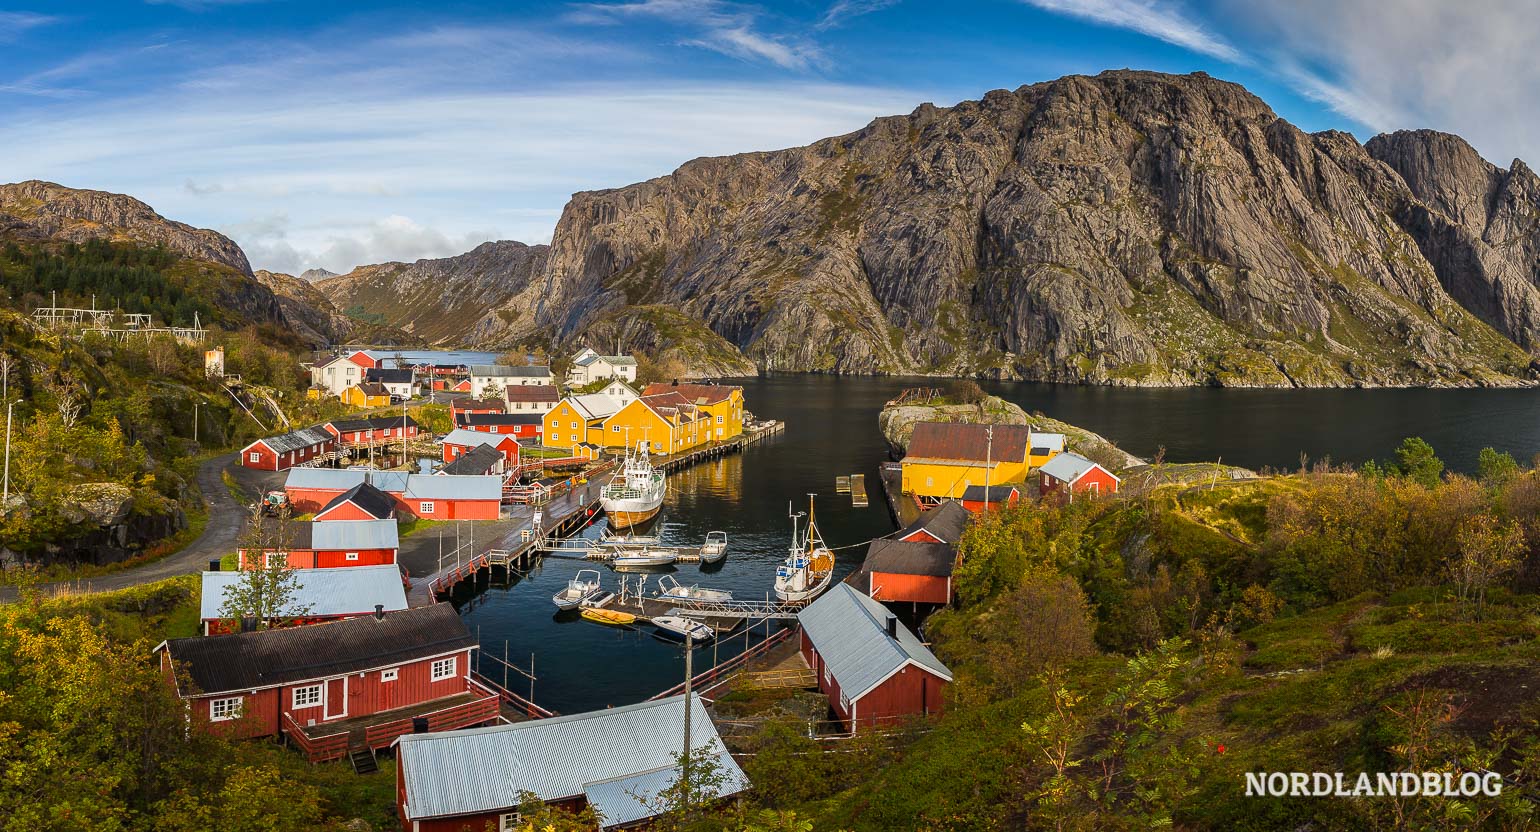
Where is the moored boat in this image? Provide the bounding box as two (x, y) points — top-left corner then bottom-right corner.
(611, 547), (678, 571)
(652, 615), (714, 642)
(600, 447), (666, 529)
(552, 569), (602, 611)
(657, 574), (732, 603)
(774, 495), (835, 603)
(581, 607), (636, 626)
(699, 531), (728, 563)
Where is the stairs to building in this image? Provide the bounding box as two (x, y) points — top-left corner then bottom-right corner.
(349, 747), (378, 775)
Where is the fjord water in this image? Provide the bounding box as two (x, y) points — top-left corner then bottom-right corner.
(458, 375), (1540, 713)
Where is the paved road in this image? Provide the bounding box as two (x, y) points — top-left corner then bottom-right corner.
(0, 453), (250, 601)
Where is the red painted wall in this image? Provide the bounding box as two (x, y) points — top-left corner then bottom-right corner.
(1041, 467), (1119, 499)
(898, 528), (945, 544)
(868, 572), (951, 605)
(464, 423), (539, 439)
(800, 629), (949, 731)
(348, 351), (379, 369)
(239, 547), (397, 569)
(240, 439), (333, 472)
(396, 497), (501, 521)
(286, 487), (350, 513)
(314, 500), (388, 522)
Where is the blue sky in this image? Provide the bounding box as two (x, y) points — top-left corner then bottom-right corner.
(3, 1), (1533, 274)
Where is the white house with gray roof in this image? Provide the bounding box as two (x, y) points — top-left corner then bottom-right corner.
(567, 347), (638, 386)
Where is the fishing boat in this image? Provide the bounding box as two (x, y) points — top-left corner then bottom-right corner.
(774, 495), (835, 602)
(580, 589), (615, 609)
(611, 547), (678, 571)
(657, 574), (732, 603)
(652, 615), (714, 642)
(581, 607), (636, 626)
(600, 447), (666, 529)
(699, 531), (728, 563)
(551, 569), (602, 611)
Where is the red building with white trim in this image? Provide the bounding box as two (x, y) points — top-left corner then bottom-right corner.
(314, 482), (397, 522)
(454, 412), (543, 440)
(324, 416), (420, 446)
(239, 427), (336, 472)
(438, 428), (521, 466)
(1038, 452), (1120, 500)
(238, 519), (399, 569)
(156, 605), (497, 762)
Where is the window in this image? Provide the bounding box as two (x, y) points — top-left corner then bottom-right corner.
(498, 812), (523, 832)
(292, 684), (323, 709)
(210, 696), (243, 721)
(381, 668), (398, 682)
(431, 657), (457, 681)
(346, 552), (359, 561)
(249, 452), (261, 463)
(420, 501), (435, 514)
(612, 425), (620, 432)
(925, 476), (934, 488)
(570, 421), (578, 429)
(716, 415), (724, 424)
(840, 691), (851, 711)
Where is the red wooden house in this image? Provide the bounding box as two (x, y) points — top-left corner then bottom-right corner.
(438, 444), (506, 477)
(239, 427), (336, 472)
(896, 500), (970, 545)
(200, 564), (408, 635)
(400, 475), (502, 520)
(1038, 452), (1120, 500)
(314, 482), (397, 522)
(960, 484), (1021, 513)
(455, 412), (543, 440)
(446, 397), (504, 418)
(347, 349), (380, 369)
(156, 604), (498, 762)
(238, 519), (399, 569)
(852, 501), (971, 605)
(325, 416), (420, 446)
(438, 428), (521, 466)
(797, 584), (952, 731)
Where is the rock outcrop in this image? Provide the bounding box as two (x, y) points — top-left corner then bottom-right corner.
(879, 395), (1143, 469)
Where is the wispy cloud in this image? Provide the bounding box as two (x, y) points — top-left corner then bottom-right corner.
(1018, 0), (1243, 63)
(817, 0), (900, 30)
(569, 0), (823, 70)
(0, 11), (60, 42)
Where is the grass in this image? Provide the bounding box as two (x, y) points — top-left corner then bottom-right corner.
(0, 502), (211, 587)
(397, 516), (453, 538)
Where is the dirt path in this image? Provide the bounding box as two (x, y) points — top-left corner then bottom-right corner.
(0, 453), (248, 601)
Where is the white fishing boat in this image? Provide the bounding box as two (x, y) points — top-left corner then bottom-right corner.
(611, 547), (678, 571)
(774, 495), (835, 602)
(580, 589), (615, 609)
(699, 531), (728, 563)
(552, 569), (602, 611)
(600, 446), (666, 529)
(657, 574), (732, 603)
(653, 615), (714, 642)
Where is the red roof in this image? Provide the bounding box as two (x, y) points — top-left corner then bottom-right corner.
(905, 422), (1030, 463)
(505, 384), (560, 403)
(640, 382), (740, 405)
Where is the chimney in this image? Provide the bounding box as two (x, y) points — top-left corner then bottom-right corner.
(886, 615), (898, 639)
(374, 604), (385, 621)
(671, 379), (678, 386)
(208, 559), (221, 572)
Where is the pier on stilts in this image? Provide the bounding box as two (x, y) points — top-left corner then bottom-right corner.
(650, 420), (784, 474)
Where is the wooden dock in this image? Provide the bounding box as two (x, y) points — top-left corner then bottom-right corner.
(651, 420), (784, 474)
(850, 473), (868, 507)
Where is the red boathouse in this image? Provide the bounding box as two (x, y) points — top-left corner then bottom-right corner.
(1038, 452), (1120, 500)
(239, 427), (336, 472)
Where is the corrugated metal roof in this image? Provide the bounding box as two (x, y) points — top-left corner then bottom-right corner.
(285, 468), (410, 493)
(1029, 432), (1066, 453)
(797, 584), (952, 701)
(905, 422), (1030, 463)
(505, 384), (560, 402)
(252, 426), (334, 454)
(439, 428), (513, 449)
(571, 393), (623, 419)
(403, 475), (502, 501)
(458, 413), (543, 426)
(200, 564), (407, 619)
(468, 364), (552, 377)
(311, 518), (399, 551)
(1038, 452), (1110, 483)
(328, 415), (418, 432)
(960, 484), (1019, 502)
(584, 751), (748, 829)
(398, 695), (745, 821)
(318, 483), (395, 520)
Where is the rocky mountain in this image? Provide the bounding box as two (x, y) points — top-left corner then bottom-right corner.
(299, 267), (338, 283)
(483, 70), (1535, 387)
(256, 269), (421, 346)
(0, 180), (287, 330)
(315, 241), (550, 345)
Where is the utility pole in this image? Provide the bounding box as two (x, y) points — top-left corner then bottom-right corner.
(192, 401), (199, 445)
(682, 631), (694, 810)
(3, 402), (12, 511)
(983, 424), (993, 517)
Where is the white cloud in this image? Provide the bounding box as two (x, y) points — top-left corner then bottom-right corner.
(570, 0), (823, 70)
(1220, 0), (1540, 165)
(817, 0), (900, 30)
(0, 11), (59, 41)
(1018, 0), (1243, 62)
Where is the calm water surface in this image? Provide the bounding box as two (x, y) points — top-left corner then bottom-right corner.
(458, 376), (1540, 712)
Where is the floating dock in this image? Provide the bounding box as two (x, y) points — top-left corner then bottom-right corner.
(850, 473), (868, 507)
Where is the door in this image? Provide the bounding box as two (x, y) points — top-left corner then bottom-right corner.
(324, 677), (347, 720)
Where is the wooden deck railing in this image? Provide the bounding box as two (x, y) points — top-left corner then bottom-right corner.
(362, 691), (501, 750)
(469, 673), (558, 719)
(283, 712), (350, 763)
(650, 626), (795, 701)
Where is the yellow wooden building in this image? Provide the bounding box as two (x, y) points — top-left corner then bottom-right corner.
(900, 422), (1033, 506)
(598, 393), (714, 454)
(641, 383), (745, 442)
(339, 382), (390, 409)
(542, 393), (626, 450)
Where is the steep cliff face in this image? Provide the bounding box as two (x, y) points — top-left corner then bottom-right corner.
(316, 241), (549, 346)
(0, 180), (286, 329)
(518, 70), (1538, 387)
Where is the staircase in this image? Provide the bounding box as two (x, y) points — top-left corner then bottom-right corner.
(349, 747), (378, 775)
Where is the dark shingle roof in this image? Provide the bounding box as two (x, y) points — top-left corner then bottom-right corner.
(900, 500), (971, 544)
(504, 384), (560, 403)
(905, 422), (1030, 463)
(254, 426), (333, 454)
(329, 415), (419, 433)
(961, 484), (1019, 502)
(860, 539), (955, 577)
(161, 604), (473, 696)
(440, 444), (503, 476)
(455, 412), (543, 427)
(319, 482), (396, 520)
(366, 368), (414, 384)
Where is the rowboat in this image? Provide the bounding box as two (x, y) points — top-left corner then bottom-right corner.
(611, 547), (678, 571)
(699, 531), (728, 563)
(657, 574), (732, 603)
(653, 615), (714, 642)
(581, 608), (636, 626)
(552, 569), (602, 611)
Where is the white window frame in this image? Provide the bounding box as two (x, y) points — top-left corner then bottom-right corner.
(209, 696), (243, 722)
(716, 415), (724, 424)
(345, 552), (359, 561)
(292, 684), (323, 709)
(431, 656), (457, 681)
(570, 421), (578, 429)
(612, 425), (620, 432)
(420, 501), (435, 514)
(499, 811), (523, 832)
(249, 452), (261, 463)
(381, 668), (398, 682)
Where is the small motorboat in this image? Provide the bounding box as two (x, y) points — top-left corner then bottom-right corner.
(699, 531), (728, 563)
(580, 589), (615, 609)
(653, 615), (714, 642)
(552, 569), (603, 611)
(581, 608), (636, 626)
(657, 574), (732, 603)
(611, 547), (678, 571)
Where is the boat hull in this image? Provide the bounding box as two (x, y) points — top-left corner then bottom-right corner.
(605, 505), (662, 529)
(775, 570), (833, 603)
(581, 608), (635, 625)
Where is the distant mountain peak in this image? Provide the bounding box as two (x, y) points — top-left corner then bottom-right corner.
(298, 267), (338, 283)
